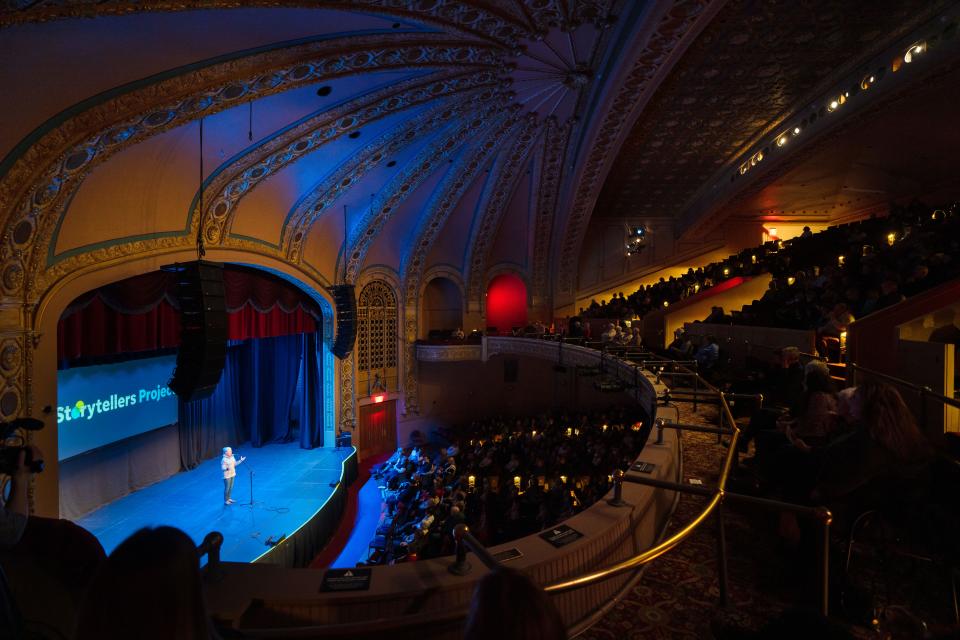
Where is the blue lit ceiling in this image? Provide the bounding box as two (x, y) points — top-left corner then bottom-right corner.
(2, 0), (958, 313)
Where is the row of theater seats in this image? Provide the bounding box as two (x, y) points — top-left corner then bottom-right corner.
(584, 201), (959, 323)
(364, 407), (648, 565)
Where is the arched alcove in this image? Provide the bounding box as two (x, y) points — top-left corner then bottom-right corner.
(421, 277), (463, 337)
(486, 273), (527, 333)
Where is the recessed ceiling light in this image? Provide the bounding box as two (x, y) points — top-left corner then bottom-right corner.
(316, 86), (332, 97)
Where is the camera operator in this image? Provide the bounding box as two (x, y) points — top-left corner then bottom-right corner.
(0, 445), (42, 547)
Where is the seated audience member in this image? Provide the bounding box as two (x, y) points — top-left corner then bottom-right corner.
(453, 327), (465, 340)
(75, 526), (215, 640)
(813, 381), (932, 511)
(464, 568), (567, 640)
(666, 330), (694, 360)
(876, 278), (905, 310)
(778, 360), (840, 451)
(0, 446), (42, 547)
(600, 323), (617, 343)
(694, 335), (720, 370)
(1, 444), (106, 637)
(704, 306), (727, 324)
(736, 347), (805, 454)
(567, 317), (584, 338)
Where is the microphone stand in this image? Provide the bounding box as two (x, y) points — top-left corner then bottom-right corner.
(249, 465), (254, 506)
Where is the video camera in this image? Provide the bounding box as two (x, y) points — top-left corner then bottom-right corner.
(0, 417), (45, 475)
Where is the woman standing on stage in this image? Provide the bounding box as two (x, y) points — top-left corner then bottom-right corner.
(221, 447), (245, 505)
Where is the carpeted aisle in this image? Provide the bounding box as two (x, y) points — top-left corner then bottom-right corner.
(579, 402), (871, 640)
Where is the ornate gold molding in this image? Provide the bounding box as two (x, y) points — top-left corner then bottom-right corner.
(463, 116), (542, 311)
(399, 110), (526, 416)
(553, 0), (714, 296)
(0, 1), (529, 47)
(0, 36), (502, 303)
(200, 69), (494, 247)
(284, 85), (499, 263)
(340, 92), (510, 285)
(415, 344), (482, 362)
(529, 117), (570, 305)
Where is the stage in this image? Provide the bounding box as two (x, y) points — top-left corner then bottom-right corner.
(76, 442), (357, 567)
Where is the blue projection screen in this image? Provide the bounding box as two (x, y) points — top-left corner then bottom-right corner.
(57, 355), (178, 460)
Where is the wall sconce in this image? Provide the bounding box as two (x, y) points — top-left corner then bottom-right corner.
(837, 255), (845, 267)
(886, 232), (896, 246)
(468, 475), (476, 489)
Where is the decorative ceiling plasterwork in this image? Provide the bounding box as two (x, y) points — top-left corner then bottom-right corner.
(1, 36), (501, 299)
(282, 90), (496, 262)
(399, 110), (524, 301)
(681, 55), (960, 242)
(199, 69), (496, 245)
(463, 117), (543, 311)
(0, 0), (529, 47)
(400, 109), (527, 416)
(339, 93), (510, 285)
(529, 117), (571, 305)
(553, 0), (717, 296)
(594, 0), (953, 229)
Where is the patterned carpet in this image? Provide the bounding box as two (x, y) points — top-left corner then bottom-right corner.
(577, 401), (958, 640)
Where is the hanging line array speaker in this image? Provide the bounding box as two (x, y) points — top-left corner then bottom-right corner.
(163, 260), (227, 402)
(329, 284), (356, 359)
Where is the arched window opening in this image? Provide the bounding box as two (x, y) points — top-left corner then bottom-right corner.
(357, 281), (398, 396)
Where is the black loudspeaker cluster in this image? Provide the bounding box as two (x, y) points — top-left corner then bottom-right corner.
(164, 261), (227, 402)
(330, 284), (357, 359)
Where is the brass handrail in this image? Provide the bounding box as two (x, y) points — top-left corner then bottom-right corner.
(545, 355), (741, 594)
(848, 362), (960, 409)
(542, 351), (832, 618)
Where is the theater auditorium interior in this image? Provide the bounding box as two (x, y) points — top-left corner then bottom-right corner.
(1, 1), (960, 638)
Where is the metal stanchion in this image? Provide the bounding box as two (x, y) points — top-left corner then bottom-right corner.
(818, 508), (833, 617)
(716, 502), (729, 607)
(693, 361), (700, 412)
(448, 525), (472, 576)
(607, 469), (627, 507)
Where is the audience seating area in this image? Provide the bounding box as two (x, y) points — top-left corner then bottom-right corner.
(365, 408), (649, 564)
(583, 202), (959, 333)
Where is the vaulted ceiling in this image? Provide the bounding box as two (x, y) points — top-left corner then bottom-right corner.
(1, 0), (957, 319)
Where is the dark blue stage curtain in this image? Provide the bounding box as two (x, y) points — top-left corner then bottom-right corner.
(178, 346), (249, 470)
(298, 332), (323, 449)
(241, 334), (301, 447)
(178, 332), (324, 468)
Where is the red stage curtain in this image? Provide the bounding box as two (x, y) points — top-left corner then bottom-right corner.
(58, 267), (320, 363)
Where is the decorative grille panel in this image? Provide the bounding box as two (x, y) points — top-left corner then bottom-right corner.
(357, 282), (398, 392)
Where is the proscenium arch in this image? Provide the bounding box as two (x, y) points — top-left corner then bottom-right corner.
(30, 247), (339, 518)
